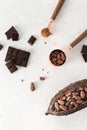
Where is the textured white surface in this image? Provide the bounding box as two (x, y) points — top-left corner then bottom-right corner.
(0, 0), (87, 130)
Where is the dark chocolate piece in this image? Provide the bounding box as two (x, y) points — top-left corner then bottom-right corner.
(5, 26), (15, 39)
(81, 45), (87, 54)
(0, 44), (3, 50)
(5, 26), (19, 41)
(28, 35), (37, 45)
(46, 79), (87, 116)
(12, 32), (19, 41)
(6, 60), (18, 73)
(5, 46), (30, 67)
(82, 54), (87, 62)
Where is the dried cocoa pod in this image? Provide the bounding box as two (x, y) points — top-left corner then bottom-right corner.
(45, 79), (87, 116)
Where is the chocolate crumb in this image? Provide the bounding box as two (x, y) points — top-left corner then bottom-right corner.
(30, 82), (35, 91)
(42, 68), (44, 71)
(40, 77), (45, 81)
(44, 42), (47, 44)
(21, 79), (24, 82)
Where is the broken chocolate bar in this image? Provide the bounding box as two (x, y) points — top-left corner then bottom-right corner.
(28, 35), (37, 45)
(5, 26), (19, 41)
(6, 60), (18, 73)
(46, 79), (87, 116)
(5, 46), (30, 67)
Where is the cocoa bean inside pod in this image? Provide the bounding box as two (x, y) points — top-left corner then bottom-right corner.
(46, 79), (87, 116)
(84, 87), (87, 92)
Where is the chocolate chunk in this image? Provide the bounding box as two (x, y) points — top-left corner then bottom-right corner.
(82, 54), (87, 62)
(0, 44), (3, 50)
(49, 49), (66, 66)
(12, 32), (19, 41)
(5, 26), (15, 39)
(46, 79), (87, 116)
(28, 35), (37, 45)
(5, 26), (19, 41)
(6, 60), (18, 73)
(5, 46), (30, 67)
(81, 45), (87, 54)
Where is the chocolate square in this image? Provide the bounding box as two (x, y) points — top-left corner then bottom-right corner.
(12, 49), (18, 56)
(16, 58), (22, 65)
(12, 33), (19, 41)
(5, 26), (19, 41)
(5, 26), (15, 39)
(7, 47), (13, 54)
(5, 55), (11, 61)
(28, 35), (37, 45)
(6, 61), (18, 73)
(21, 59), (27, 67)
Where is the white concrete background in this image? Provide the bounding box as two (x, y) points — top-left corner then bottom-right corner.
(0, 0), (87, 129)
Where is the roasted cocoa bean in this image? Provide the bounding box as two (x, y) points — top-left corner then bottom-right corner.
(60, 105), (67, 111)
(80, 90), (85, 99)
(58, 100), (65, 105)
(54, 102), (60, 110)
(84, 87), (87, 92)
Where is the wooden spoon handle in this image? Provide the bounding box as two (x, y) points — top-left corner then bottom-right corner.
(70, 30), (87, 48)
(51, 0), (65, 20)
